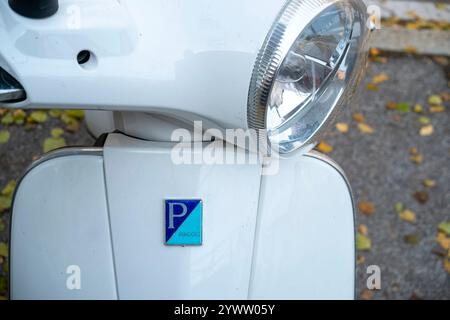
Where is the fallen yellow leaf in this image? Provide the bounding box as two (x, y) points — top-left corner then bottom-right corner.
(413, 104), (424, 113)
(436, 232), (450, 250)
(29, 110), (48, 124)
(358, 224), (369, 236)
(444, 258), (450, 274)
(410, 154), (423, 164)
(430, 105), (445, 113)
(316, 141), (333, 153)
(418, 116), (430, 125)
(419, 124), (434, 136)
(395, 202), (404, 213)
(409, 147), (423, 164)
(2, 180), (16, 197)
(369, 48), (380, 57)
(357, 233), (371, 251)
(423, 179), (436, 188)
(428, 95), (443, 105)
(438, 221), (450, 235)
(372, 72), (389, 84)
(51, 128), (64, 138)
(0, 242), (7, 258)
(0, 130), (10, 144)
(43, 137), (66, 153)
(358, 123), (375, 134)
(399, 209), (417, 223)
(336, 122), (349, 133)
(366, 83), (379, 91)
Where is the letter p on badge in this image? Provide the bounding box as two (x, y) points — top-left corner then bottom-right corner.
(165, 199), (202, 246)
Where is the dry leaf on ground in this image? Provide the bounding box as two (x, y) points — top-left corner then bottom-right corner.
(394, 202), (404, 213)
(0, 130), (10, 144)
(409, 147), (423, 164)
(43, 137), (66, 153)
(399, 209), (417, 223)
(423, 179), (436, 188)
(316, 141), (333, 153)
(366, 83), (379, 91)
(436, 232), (450, 250)
(413, 104), (424, 113)
(357, 233), (371, 251)
(428, 95), (443, 105)
(29, 110), (48, 124)
(404, 46), (417, 54)
(418, 117), (430, 125)
(358, 224), (369, 236)
(413, 191), (429, 204)
(360, 289), (374, 300)
(0, 242), (7, 258)
(419, 125), (434, 136)
(358, 123), (375, 134)
(404, 234), (421, 245)
(352, 113), (365, 123)
(372, 72), (389, 84)
(438, 221), (450, 236)
(358, 201), (375, 216)
(357, 255), (366, 265)
(336, 122), (349, 133)
(444, 258), (450, 274)
(429, 105), (445, 113)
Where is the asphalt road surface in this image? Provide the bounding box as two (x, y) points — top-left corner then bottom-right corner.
(325, 55), (450, 300)
(0, 55), (449, 299)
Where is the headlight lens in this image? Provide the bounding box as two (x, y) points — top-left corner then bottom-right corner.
(248, 0), (369, 154)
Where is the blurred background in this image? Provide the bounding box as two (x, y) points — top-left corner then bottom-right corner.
(0, 0), (449, 300)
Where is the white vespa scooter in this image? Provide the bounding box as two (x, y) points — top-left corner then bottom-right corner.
(1, 0), (369, 299)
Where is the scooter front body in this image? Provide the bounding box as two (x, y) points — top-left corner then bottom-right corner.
(1, 0), (369, 299)
(10, 133), (354, 299)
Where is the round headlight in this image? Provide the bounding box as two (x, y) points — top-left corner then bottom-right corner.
(248, 0), (369, 155)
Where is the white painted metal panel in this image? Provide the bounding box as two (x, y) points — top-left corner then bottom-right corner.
(10, 154), (117, 300)
(0, 0), (285, 129)
(250, 152), (355, 299)
(103, 134), (262, 299)
(9, 138), (354, 300)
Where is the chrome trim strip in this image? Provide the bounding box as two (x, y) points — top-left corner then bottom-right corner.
(305, 150), (352, 189)
(0, 88), (25, 102)
(0, 66), (26, 103)
(305, 150), (357, 300)
(19, 147), (103, 178)
(8, 146), (103, 299)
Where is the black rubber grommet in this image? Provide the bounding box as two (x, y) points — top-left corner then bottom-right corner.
(77, 51), (91, 65)
(9, 0), (59, 19)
